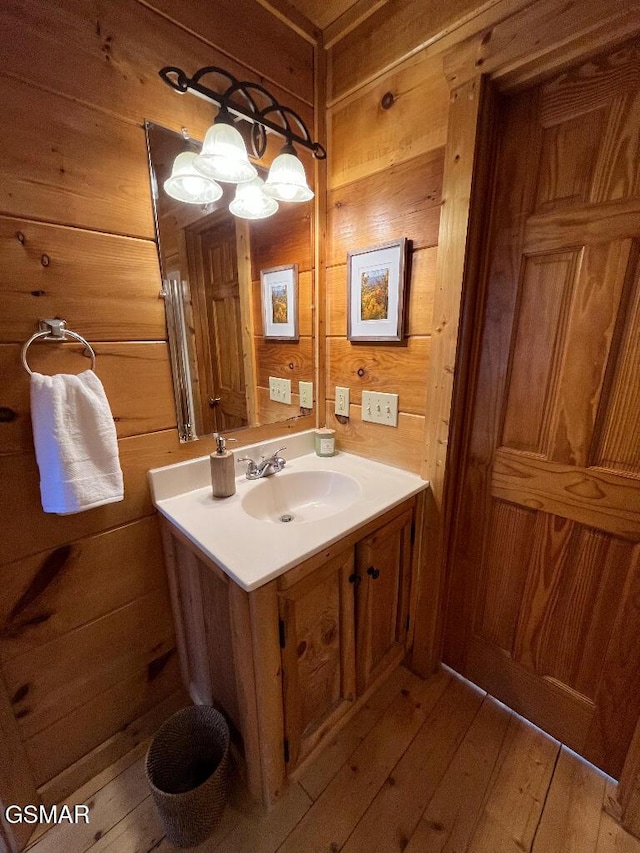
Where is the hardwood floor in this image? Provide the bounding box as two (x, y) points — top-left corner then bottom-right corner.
(26, 665), (640, 853)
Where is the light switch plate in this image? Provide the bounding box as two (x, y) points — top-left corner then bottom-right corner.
(299, 381), (313, 409)
(335, 386), (350, 416)
(269, 376), (292, 404)
(361, 391), (399, 426)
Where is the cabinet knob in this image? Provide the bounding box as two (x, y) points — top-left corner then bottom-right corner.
(367, 566), (380, 580)
(348, 573), (361, 585)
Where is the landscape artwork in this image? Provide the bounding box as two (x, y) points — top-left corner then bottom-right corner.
(360, 267), (390, 321)
(270, 283), (288, 324)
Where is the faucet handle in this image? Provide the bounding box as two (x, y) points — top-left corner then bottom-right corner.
(272, 446), (287, 458)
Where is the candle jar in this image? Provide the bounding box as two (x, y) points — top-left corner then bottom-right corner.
(315, 427), (336, 457)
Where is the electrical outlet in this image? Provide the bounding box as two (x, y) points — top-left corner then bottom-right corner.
(299, 381), (313, 409)
(335, 386), (350, 417)
(361, 391), (399, 426)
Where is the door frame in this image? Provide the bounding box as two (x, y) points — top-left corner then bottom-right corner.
(408, 3), (640, 834)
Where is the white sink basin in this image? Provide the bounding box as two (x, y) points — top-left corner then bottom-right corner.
(241, 470), (361, 524)
(148, 432), (429, 590)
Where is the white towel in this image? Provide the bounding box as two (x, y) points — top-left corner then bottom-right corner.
(30, 370), (124, 514)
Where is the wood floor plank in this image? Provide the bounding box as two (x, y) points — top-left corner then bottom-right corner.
(212, 783), (312, 853)
(28, 756), (150, 853)
(25, 741), (149, 849)
(298, 664), (416, 801)
(532, 747), (606, 853)
(596, 782), (640, 853)
(275, 668), (452, 853)
(467, 714), (561, 853)
(341, 676), (485, 853)
(27, 668), (640, 853)
(404, 696), (512, 853)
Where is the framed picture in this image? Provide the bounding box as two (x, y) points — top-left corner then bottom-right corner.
(347, 238), (409, 342)
(260, 264), (299, 341)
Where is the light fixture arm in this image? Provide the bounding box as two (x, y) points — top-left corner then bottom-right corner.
(159, 66), (327, 161)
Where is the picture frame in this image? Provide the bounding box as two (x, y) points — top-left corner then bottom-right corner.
(347, 238), (409, 342)
(260, 264), (299, 341)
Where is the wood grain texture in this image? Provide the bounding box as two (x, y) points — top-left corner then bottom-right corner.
(0, 0), (313, 137)
(250, 200), (314, 275)
(255, 337), (314, 388)
(404, 695), (511, 853)
(325, 406), (426, 474)
(279, 549), (356, 768)
(0, 342), (175, 454)
(444, 0), (639, 89)
(329, 50), (448, 189)
(328, 0), (507, 102)
(492, 450), (640, 540)
(445, 39), (640, 783)
(23, 666), (640, 853)
(36, 689), (187, 809)
(3, 587), (175, 741)
(0, 0), (316, 832)
(411, 76), (486, 677)
(0, 517), (166, 663)
(533, 747), (607, 853)
(354, 510), (412, 695)
(141, 0), (315, 104)
(326, 337), (430, 415)
(24, 654), (180, 786)
(327, 149), (444, 267)
(277, 667), (451, 853)
(341, 676), (484, 853)
(0, 217), (164, 342)
(0, 78), (154, 238)
(0, 673), (40, 851)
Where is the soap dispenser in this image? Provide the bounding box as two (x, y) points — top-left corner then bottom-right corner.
(210, 433), (236, 498)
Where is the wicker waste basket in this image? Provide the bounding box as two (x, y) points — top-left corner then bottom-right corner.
(145, 706), (230, 848)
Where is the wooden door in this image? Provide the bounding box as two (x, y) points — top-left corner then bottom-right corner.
(445, 40), (640, 780)
(355, 509), (412, 695)
(186, 213), (248, 433)
(278, 549), (356, 769)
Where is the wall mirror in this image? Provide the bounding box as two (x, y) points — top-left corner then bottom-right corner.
(145, 121), (315, 441)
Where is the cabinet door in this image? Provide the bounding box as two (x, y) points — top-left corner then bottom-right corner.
(278, 548), (356, 769)
(355, 509), (413, 695)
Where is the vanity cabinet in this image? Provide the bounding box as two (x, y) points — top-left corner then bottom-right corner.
(277, 507), (414, 769)
(159, 495), (421, 806)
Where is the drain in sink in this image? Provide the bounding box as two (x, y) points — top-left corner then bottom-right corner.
(279, 513), (294, 523)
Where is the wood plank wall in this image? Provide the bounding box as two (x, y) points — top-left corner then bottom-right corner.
(250, 199), (315, 423)
(325, 2), (463, 473)
(0, 0), (315, 825)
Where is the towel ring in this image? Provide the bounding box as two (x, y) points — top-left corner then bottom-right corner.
(21, 320), (97, 376)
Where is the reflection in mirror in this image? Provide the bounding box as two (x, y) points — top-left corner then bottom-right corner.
(145, 121), (314, 441)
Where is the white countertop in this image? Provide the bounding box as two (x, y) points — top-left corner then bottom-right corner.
(149, 432), (429, 591)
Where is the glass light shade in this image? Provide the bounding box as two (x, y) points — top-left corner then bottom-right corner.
(163, 152), (223, 204)
(263, 150), (314, 202)
(229, 176), (279, 219)
(193, 122), (257, 184)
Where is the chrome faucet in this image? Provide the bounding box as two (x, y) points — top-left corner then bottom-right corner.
(239, 447), (287, 480)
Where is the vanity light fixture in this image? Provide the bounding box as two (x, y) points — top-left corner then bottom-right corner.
(229, 176), (279, 220)
(159, 65), (326, 218)
(163, 151), (223, 204)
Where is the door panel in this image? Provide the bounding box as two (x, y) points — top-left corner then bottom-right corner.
(355, 510), (412, 695)
(278, 549), (356, 768)
(445, 39), (640, 779)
